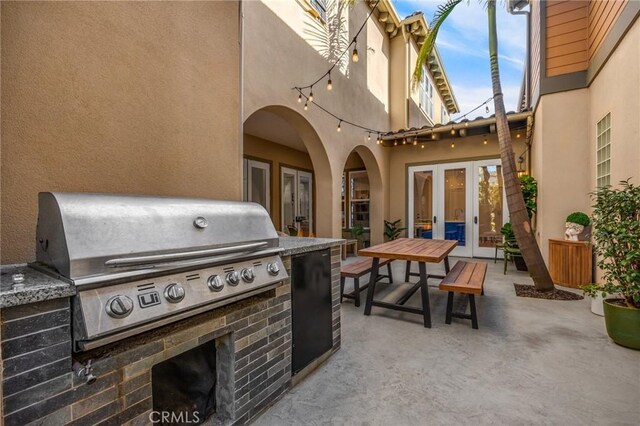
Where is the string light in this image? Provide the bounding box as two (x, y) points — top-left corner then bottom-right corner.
(483, 136), (488, 144)
(298, 94), (302, 103)
(485, 103), (490, 114)
(413, 135), (418, 145)
(421, 144), (425, 149)
(402, 137), (407, 145)
(394, 140), (398, 146)
(327, 73), (332, 91)
(304, 101), (308, 111)
(450, 128), (456, 135)
(352, 40), (359, 63)
(516, 132), (521, 138)
(337, 120), (342, 132)
(368, 132), (371, 141)
(451, 141), (455, 148)
(308, 88), (314, 103)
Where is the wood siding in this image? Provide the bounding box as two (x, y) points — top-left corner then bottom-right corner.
(588, 0), (628, 61)
(546, 0), (589, 77)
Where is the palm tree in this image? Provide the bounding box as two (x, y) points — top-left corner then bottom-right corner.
(414, 0), (554, 291)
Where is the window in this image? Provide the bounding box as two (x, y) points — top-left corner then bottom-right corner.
(596, 113), (611, 189)
(309, 0), (327, 22)
(419, 67), (434, 119)
(441, 104), (449, 124)
(349, 170), (370, 229)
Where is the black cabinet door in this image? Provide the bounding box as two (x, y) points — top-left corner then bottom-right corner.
(291, 249), (333, 375)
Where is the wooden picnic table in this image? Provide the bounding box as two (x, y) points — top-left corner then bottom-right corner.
(358, 238), (457, 328)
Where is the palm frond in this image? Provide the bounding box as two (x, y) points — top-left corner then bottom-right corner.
(412, 0), (463, 88)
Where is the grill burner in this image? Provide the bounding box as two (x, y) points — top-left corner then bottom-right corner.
(34, 193), (288, 351)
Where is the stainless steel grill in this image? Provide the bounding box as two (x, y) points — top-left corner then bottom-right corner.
(34, 193), (288, 351)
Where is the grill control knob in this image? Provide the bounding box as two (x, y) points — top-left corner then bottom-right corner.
(226, 271), (240, 286)
(240, 268), (255, 283)
(266, 262), (280, 276)
(105, 295), (134, 319)
(207, 275), (224, 292)
(164, 283), (185, 303)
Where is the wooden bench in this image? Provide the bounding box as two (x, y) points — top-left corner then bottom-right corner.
(439, 261), (487, 329)
(340, 257), (393, 307)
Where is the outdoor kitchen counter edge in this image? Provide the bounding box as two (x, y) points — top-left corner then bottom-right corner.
(278, 236), (345, 256)
(0, 264), (75, 308)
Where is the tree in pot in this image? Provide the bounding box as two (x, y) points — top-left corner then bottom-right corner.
(583, 180), (640, 349)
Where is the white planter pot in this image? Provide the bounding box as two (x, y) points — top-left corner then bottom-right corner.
(590, 294), (605, 316)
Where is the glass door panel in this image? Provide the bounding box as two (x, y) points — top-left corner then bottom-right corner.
(440, 164), (472, 257)
(413, 170), (434, 239)
(473, 160), (507, 258)
(246, 160), (270, 213)
(298, 171), (313, 235)
(281, 168), (296, 234)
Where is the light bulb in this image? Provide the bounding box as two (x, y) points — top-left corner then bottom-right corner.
(413, 137), (417, 145)
(368, 133), (371, 141)
(483, 136), (488, 145)
(451, 141), (455, 148)
(327, 77), (332, 91)
(421, 144), (425, 149)
(298, 93), (302, 103)
(352, 48), (359, 63)
(485, 104), (490, 114)
(337, 121), (341, 132)
(304, 102), (308, 111)
(431, 134), (436, 140)
(394, 140), (398, 146)
(516, 133), (521, 138)
(309, 89), (314, 102)
(450, 128), (456, 135)
(402, 138), (406, 145)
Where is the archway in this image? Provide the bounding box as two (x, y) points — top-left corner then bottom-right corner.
(243, 105), (333, 238)
(341, 145), (384, 247)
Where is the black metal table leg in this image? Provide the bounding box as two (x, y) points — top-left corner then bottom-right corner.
(404, 260), (411, 282)
(387, 263), (394, 284)
(444, 256), (451, 274)
(363, 257), (380, 316)
(445, 292), (454, 324)
(418, 262), (431, 328)
(469, 294), (478, 329)
(354, 277), (361, 307)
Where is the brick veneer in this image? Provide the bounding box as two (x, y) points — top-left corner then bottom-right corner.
(1, 247), (342, 425)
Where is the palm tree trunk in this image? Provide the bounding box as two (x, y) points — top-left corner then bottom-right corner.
(487, 1), (554, 291)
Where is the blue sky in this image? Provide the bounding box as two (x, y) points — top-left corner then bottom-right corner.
(390, 0), (527, 119)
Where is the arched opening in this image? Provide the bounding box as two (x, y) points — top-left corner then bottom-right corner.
(341, 145), (384, 249)
(243, 105), (333, 238)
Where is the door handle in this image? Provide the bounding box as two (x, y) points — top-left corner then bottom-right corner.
(433, 216), (437, 224)
(474, 216), (478, 224)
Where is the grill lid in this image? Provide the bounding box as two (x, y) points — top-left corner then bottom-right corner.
(35, 192), (279, 282)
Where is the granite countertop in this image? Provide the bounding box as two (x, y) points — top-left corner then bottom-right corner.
(0, 264), (75, 308)
(278, 236), (345, 256)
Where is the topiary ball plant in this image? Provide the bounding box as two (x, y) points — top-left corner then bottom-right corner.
(566, 212), (590, 227)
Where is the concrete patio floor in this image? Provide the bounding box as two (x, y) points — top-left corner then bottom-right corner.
(256, 257), (639, 425)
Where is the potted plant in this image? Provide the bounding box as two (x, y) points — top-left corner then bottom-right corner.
(501, 222), (527, 271)
(583, 180), (640, 349)
(565, 211), (591, 241)
(384, 219), (406, 241)
(350, 223), (365, 249)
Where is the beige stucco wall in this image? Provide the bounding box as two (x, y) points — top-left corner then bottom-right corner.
(1, 1), (241, 264)
(531, 20), (639, 267)
(389, 133), (528, 233)
(243, 0), (390, 244)
(243, 134), (313, 232)
(531, 89), (592, 262)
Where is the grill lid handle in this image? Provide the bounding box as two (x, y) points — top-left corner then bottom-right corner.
(104, 242), (268, 268)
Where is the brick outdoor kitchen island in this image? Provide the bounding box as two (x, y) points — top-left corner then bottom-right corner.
(0, 237), (343, 425)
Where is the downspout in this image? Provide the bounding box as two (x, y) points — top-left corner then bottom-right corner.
(508, 1), (531, 110)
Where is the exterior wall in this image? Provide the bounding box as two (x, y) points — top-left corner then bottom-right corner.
(531, 0), (542, 99)
(243, 135), (313, 233)
(530, 89), (591, 262)
(588, 0), (628, 60)
(388, 133), (528, 234)
(0, 1), (241, 264)
(244, 0), (390, 245)
(545, 0), (589, 77)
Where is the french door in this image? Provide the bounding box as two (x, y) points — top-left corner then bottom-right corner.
(408, 159), (506, 258)
(281, 167), (313, 234)
(243, 159), (270, 213)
